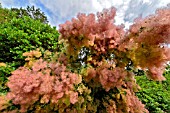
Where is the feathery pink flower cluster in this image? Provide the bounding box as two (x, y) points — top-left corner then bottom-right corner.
(129, 7), (170, 45)
(124, 89), (149, 113)
(6, 59), (81, 112)
(59, 7), (125, 55)
(0, 95), (9, 111)
(102, 88), (148, 113)
(98, 67), (127, 91)
(85, 64), (127, 92)
(117, 7), (170, 81)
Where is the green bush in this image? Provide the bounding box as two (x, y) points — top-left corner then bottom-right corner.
(0, 6), (16, 24)
(0, 63), (15, 95)
(11, 5), (48, 24)
(0, 16), (61, 68)
(135, 67), (170, 113)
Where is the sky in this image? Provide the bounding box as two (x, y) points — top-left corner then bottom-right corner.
(0, 0), (169, 29)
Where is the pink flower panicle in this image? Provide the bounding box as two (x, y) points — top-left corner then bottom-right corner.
(6, 59), (81, 112)
(98, 67), (127, 91)
(120, 6), (170, 81)
(59, 7), (125, 56)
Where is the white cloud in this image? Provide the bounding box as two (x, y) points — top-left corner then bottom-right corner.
(39, 0), (169, 28)
(40, 0), (95, 18)
(38, 0), (132, 27)
(1, 0), (169, 29)
(37, 0), (96, 27)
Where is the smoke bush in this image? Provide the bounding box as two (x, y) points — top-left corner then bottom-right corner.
(2, 5), (170, 113)
(6, 50), (82, 112)
(58, 5), (170, 113)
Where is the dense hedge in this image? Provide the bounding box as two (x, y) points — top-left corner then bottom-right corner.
(0, 63), (15, 95)
(0, 5), (16, 24)
(135, 66), (170, 113)
(0, 16), (61, 68)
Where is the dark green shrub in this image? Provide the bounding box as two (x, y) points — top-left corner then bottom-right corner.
(0, 63), (15, 95)
(0, 16), (61, 68)
(11, 6), (48, 24)
(135, 67), (170, 113)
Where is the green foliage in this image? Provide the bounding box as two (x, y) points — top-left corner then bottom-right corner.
(135, 67), (170, 113)
(11, 6), (48, 24)
(0, 63), (15, 95)
(0, 16), (60, 68)
(0, 5), (48, 24)
(0, 6), (16, 24)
